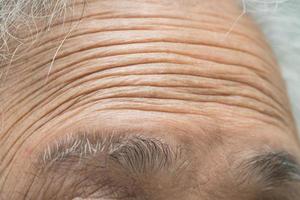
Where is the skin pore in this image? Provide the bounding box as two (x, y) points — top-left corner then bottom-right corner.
(0, 0), (300, 199)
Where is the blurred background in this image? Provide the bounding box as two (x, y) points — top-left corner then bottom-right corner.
(246, 0), (300, 134)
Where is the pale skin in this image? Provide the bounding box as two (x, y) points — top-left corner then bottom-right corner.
(0, 0), (300, 199)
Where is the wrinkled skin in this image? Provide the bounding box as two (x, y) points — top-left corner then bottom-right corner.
(0, 0), (300, 199)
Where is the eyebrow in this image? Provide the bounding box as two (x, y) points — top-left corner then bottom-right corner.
(34, 131), (189, 199)
(35, 132), (300, 199)
(239, 151), (300, 200)
(39, 132), (187, 173)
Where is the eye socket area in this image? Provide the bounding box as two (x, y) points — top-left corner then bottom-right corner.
(234, 151), (300, 200)
(27, 132), (300, 200)
(29, 133), (191, 200)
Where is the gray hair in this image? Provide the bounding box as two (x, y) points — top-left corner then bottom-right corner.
(0, 0), (69, 62)
(0, 0), (300, 129)
(0, 0), (295, 61)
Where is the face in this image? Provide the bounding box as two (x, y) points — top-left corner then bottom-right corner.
(0, 0), (300, 199)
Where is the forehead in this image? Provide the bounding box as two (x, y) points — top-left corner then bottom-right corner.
(1, 0), (296, 130)
(0, 0), (300, 199)
(0, 0), (299, 168)
(26, 127), (300, 199)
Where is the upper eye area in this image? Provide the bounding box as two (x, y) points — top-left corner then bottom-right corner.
(1, 0), (300, 200)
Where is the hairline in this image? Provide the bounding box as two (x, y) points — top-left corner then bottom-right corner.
(0, 0), (296, 62)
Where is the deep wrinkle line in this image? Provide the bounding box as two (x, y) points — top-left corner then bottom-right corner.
(31, 19), (267, 54)
(11, 34), (277, 78)
(11, 46), (274, 91)
(0, 98), (290, 190)
(65, 84), (288, 118)
(1, 90), (288, 164)
(1, 57), (290, 160)
(55, 72), (287, 117)
(6, 89), (284, 150)
(5, 68), (288, 125)
(15, 30), (276, 72)
(0, 126), (179, 197)
(0, 97), (77, 164)
(3, 81), (288, 148)
(10, 48), (282, 101)
(17, 0), (249, 41)
(1, 0), (300, 198)
(1, 75), (272, 149)
(69, 96), (288, 126)
(2, 63), (288, 143)
(27, 58), (288, 109)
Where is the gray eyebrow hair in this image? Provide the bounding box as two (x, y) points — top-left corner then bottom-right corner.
(35, 133), (300, 200)
(240, 151), (300, 200)
(32, 131), (189, 199)
(37, 131), (188, 173)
